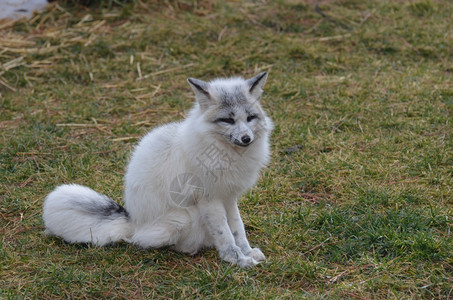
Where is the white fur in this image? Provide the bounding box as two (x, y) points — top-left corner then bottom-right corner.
(43, 184), (132, 246)
(43, 73), (272, 268)
(0, 0), (49, 20)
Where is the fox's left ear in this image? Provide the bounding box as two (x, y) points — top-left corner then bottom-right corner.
(247, 71), (268, 99)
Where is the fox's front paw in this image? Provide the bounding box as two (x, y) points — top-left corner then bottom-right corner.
(249, 248), (266, 262)
(219, 245), (257, 268)
(219, 245), (243, 264)
(237, 256), (258, 268)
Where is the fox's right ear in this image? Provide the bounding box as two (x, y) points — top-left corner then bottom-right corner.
(187, 78), (212, 108)
(247, 71), (268, 100)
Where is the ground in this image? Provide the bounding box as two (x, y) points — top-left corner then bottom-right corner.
(0, 0), (452, 298)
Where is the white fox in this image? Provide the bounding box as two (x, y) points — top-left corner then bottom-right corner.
(43, 72), (273, 268)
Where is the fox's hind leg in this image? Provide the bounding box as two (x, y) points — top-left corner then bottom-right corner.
(130, 209), (190, 249)
(131, 224), (178, 248)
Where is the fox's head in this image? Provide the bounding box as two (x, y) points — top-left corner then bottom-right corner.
(187, 72), (272, 148)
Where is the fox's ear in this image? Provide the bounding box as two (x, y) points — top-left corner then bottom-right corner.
(247, 72), (268, 98)
(187, 78), (212, 108)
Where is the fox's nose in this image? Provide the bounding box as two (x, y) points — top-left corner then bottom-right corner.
(241, 135), (251, 144)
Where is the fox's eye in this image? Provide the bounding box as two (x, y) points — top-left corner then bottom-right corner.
(247, 115), (258, 122)
(216, 118), (235, 125)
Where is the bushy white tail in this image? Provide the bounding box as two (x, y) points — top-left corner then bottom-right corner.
(43, 184), (132, 246)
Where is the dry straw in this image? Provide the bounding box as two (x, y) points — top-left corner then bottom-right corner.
(1, 2), (188, 92)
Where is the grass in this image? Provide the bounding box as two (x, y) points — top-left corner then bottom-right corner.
(1, 0), (452, 298)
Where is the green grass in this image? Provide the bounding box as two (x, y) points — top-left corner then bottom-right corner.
(1, 0), (452, 298)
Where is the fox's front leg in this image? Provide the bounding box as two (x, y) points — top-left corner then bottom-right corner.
(225, 200), (266, 263)
(198, 199), (258, 268)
